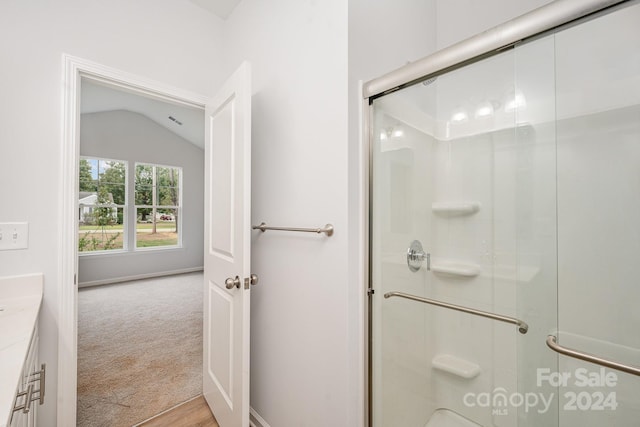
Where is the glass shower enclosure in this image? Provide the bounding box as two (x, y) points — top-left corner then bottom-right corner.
(367, 1), (640, 426)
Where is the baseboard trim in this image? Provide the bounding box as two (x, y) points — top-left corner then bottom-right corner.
(250, 407), (272, 427)
(78, 267), (204, 288)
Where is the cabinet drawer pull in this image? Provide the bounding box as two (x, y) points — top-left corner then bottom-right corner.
(28, 363), (46, 405)
(12, 384), (33, 414)
(22, 384), (34, 413)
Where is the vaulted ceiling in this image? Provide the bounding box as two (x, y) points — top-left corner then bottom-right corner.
(79, 0), (246, 148)
(81, 80), (205, 149)
(189, 0), (242, 20)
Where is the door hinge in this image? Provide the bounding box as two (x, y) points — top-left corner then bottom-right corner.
(367, 288), (375, 296)
(74, 274), (77, 285)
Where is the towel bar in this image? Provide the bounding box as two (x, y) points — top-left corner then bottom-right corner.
(252, 222), (334, 237)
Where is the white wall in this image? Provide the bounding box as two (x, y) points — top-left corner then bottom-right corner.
(222, 1), (350, 425)
(0, 1), (224, 424)
(78, 110), (204, 285)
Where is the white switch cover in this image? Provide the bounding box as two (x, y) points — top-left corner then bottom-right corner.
(0, 222), (29, 250)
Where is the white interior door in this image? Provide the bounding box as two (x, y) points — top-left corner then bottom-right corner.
(203, 61), (252, 427)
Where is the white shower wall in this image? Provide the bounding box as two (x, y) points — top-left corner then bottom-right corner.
(370, 4), (640, 423)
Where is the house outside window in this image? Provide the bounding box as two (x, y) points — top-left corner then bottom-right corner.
(78, 157), (127, 252)
(134, 163), (182, 249)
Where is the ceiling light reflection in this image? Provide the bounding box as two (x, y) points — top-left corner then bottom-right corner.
(475, 100), (494, 118)
(505, 90), (526, 112)
(451, 107), (468, 123)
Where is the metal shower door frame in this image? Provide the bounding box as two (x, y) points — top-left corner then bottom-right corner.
(361, 0), (635, 425)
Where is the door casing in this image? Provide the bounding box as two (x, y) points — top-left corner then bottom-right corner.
(59, 54), (208, 426)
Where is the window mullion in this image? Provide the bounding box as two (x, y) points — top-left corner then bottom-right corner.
(152, 165), (157, 232)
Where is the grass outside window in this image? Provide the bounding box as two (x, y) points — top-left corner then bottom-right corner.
(135, 163), (182, 249)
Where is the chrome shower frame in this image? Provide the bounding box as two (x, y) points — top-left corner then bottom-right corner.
(361, 0), (635, 425)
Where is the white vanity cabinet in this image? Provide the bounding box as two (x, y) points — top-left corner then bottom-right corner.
(0, 274), (44, 427)
(10, 325), (44, 427)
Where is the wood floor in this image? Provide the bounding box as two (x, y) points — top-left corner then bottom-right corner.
(136, 396), (219, 427)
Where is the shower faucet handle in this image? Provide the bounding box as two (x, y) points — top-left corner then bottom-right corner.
(407, 240), (430, 272)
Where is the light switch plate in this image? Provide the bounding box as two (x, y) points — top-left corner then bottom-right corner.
(0, 222), (29, 250)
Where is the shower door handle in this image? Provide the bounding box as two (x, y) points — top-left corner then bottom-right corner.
(546, 335), (640, 377)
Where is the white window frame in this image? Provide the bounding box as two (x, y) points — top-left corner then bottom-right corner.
(133, 161), (183, 251)
(78, 156), (128, 256)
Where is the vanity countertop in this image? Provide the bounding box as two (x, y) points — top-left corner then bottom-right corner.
(0, 273), (43, 427)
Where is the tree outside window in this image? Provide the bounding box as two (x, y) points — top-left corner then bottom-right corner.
(135, 163), (181, 248)
(78, 158), (126, 252)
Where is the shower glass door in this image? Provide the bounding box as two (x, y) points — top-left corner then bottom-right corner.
(552, 3), (640, 425)
(369, 3), (639, 426)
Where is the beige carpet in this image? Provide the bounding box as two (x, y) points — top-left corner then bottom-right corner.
(77, 272), (203, 427)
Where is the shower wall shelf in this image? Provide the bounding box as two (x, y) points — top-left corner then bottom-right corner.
(431, 262), (480, 277)
(432, 354), (481, 379)
(431, 201), (480, 216)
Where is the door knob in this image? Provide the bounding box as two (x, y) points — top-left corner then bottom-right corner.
(225, 276), (241, 289)
(249, 274), (259, 286)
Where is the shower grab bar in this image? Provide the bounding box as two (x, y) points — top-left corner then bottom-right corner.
(252, 222), (334, 237)
(546, 335), (640, 376)
(383, 291), (528, 334)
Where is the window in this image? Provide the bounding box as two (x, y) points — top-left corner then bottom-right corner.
(135, 163), (181, 249)
(78, 158), (126, 252)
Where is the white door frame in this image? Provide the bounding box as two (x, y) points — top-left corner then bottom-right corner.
(58, 54), (208, 426)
